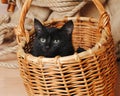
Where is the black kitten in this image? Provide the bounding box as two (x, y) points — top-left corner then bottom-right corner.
(76, 47), (85, 53)
(30, 18), (74, 57)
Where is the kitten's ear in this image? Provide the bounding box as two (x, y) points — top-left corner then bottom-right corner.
(34, 18), (43, 33)
(61, 20), (74, 36)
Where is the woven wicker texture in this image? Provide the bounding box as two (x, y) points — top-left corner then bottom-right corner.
(15, 0), (118, 96)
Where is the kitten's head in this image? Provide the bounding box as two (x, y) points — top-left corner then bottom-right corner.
(34, 18), (74, 57)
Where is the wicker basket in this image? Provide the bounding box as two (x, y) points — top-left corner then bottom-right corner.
(15, 0), (118, 96)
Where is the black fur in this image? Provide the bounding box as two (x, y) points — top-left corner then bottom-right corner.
(76, 47), (85, 53)
(30, 18), (74, 57)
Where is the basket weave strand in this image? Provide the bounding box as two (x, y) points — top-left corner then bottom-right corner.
(15, 0), (118, 96)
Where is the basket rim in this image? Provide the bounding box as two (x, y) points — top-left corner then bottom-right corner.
(17, 16), (111, 65)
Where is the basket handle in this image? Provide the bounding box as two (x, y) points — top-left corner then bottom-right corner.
(15, 0), (108, 44)
(15, 0), (32, 44)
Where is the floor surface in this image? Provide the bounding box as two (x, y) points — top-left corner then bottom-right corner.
(0, 68), (27, 96)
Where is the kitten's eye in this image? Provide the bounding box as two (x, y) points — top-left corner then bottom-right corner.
(40, 38), (46, 43)
(53, 40), (60, 44)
